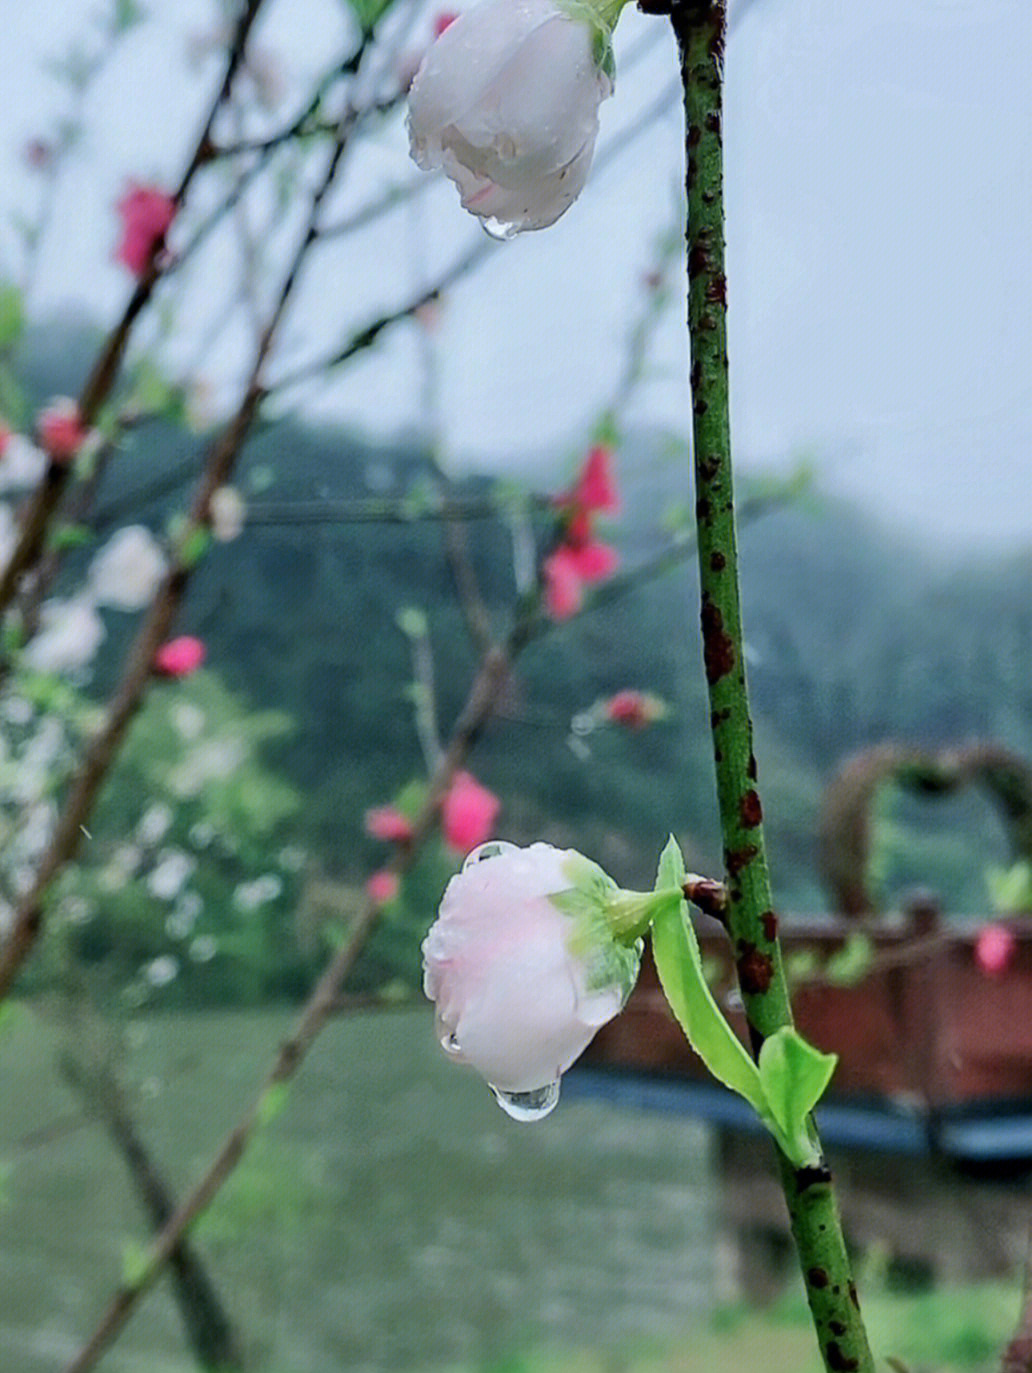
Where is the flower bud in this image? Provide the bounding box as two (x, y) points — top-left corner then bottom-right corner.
(423, 841), (644, 1119)
(407, 0), (618, 235)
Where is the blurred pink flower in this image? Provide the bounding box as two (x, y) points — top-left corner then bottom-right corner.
(367, 870), (400, 906)
(542, 535), (618, 621)
(543, 545), (583, 620)
(974, 923), (1017, 976)
(115, 183), (176, 277)
(442, 772), (500, 852)
(0, 420), (10, 457)
(37, 398), (87, 463)
(154, 635), (206, 678)
(365, 805), (415, 844)
(605, 689), (664, 730)
(564, 535), (618, 581)
(560, 444), (619, 516)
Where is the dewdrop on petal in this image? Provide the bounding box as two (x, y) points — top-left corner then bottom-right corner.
(423, 841), (647, 1120)
(407, 0), (621, 235)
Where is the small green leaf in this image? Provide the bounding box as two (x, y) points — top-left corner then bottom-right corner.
(47, 523), (94, 552)
(120, 1239), (151, 1289)
(0, 282), (24, 350)
(257, 1081), (290, 1127)
(650, 837), (767, 1115)
(758, 1027), (837, 1160)
(824, 932), (874, 986)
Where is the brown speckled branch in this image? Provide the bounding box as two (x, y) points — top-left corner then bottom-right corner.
(667, 2), (875, 1369)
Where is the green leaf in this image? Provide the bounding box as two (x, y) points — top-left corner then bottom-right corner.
(256, 1081), (291, 1127)
(650, 837), (767, 1115)
(0, 282), (24, 350)
(120, 1239), (151, 1289)
(47, 523), (94, 552)
(758, 1027), (837, 1160)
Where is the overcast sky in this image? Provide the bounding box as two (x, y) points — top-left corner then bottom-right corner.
(2, 0), (1030, 551)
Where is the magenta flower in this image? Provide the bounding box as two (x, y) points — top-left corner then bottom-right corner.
(37, 398), (87, 464)
(115, 182), (176, 277)
(442, 771), (500, 852)
(154, 635), (206, 678)
(365, 805), (415, 844)
(559, 444), (620, 516)
(974, 923), (1017, 977)
(367, 870), (400, 906)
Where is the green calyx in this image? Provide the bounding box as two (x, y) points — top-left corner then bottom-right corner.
(557, 0), (631, 83)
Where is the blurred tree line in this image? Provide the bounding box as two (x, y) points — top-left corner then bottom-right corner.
(13, 322), (1031, 1001)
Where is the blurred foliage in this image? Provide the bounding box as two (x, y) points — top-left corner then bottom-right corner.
(6, 324), (1032, 1006)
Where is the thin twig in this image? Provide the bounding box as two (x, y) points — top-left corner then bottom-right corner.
(0, 0), (268, 619)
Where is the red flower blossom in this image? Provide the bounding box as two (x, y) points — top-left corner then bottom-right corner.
(366, 870), (400, 906)
(154, 635), (206, 678)
(115, 183), (176, 277)
(974, 923), (1017, 977)
(365, 805), (415, 844)
(557, 443), (619, 517)
(442, 771), (500, 852)
(37, 398), (87, 463)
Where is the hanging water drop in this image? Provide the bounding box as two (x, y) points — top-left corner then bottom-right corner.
(440, 1029), (463, 1056)
(481, 217), (520, 242)
(463, 840), (518, 870)
(489, 1079), (561, 1122)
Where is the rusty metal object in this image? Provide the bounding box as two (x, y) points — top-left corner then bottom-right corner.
(818, 742), (1032, 916)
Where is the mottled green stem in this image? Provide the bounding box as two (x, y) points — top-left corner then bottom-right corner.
(670, 3), (874, 1369)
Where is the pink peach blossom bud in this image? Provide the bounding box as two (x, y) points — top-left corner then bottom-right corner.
(423, 841), (641, 1117)
(604, 689), (664, 729)
(365, 805), (415, 844)
(154, 635), (206, 678)
(367, 870), (401, 906)
(115, 182), (176, 277)
(974, 923), (1017, 977)
(37, 398), (87, 464)
(442, 771), (501, 852)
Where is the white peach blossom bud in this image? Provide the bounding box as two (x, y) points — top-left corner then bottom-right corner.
(407, 0), (619, 235)
(423, 840), (644, 1119)
(23, 597), (105, 674)
(88, 525), (168, 611)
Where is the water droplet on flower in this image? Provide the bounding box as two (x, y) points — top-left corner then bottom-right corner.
(462, 840), (517, 870)
(481, 217), (520, 242)
(489, 1080), (560, 1122)
(440, 1030), (463, 1056)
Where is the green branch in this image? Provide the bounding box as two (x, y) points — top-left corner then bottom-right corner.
(669, 2), (874, 1369)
